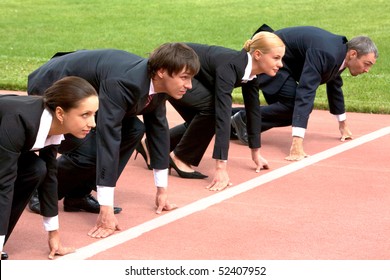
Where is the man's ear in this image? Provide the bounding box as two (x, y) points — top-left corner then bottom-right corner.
(156, 68), (166, 79)
(348, 49), (358, 59)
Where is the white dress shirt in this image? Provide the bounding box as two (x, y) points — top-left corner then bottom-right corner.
(1, 109), (63, 253)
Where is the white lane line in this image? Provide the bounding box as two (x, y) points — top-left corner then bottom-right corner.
(59, 126), (390, 260)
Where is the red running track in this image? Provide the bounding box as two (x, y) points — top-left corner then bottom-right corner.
(1, 90), (390, 264)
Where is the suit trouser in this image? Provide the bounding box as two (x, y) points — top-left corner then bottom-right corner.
(233, 76), (297, 132)
(5, 152), (46, 243)
(57, 116), (144, 199)
(168, 79), (215, 166)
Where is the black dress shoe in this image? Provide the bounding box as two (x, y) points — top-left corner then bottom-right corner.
(64, 194), (122, 214)
(230, 127), (238, 140)
(169, 157), (208, 179)
(28, 190), (41, 215)
(1, 251), (9, 260)
(231, 111), (249, 145)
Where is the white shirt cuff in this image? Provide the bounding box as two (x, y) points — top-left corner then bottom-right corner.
(43, 215), (59, 231)
(334, 113), (347, 122)
(154, 168), (168, 188)
(292, 127), (306, 138)
(97, 186), (114, 206)
(0, 235), (5, 253)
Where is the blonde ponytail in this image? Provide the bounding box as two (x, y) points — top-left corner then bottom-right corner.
(243, 39), (253, 52)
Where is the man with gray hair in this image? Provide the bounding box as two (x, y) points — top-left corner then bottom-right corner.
(231, 25), (378, 160)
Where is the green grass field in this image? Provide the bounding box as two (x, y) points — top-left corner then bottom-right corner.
(1, 0), (389, 113)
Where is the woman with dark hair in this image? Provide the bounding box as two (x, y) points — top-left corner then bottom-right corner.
(0, 76), (99, 259)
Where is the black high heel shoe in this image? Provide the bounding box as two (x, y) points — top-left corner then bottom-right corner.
(169, 157), (208, 179)
(135, 139), (152, 170)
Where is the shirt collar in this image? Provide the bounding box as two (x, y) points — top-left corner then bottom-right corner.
(242, 52), (257, 82)
(149, 79), (158, 96)
(339, 59), (346, 71)
(31, 108), (64, 151)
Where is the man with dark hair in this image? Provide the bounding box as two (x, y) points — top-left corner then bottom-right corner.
(27, 43), (200, 238)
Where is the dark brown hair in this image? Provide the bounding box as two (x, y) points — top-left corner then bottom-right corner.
(43, 76), (98, 112)
(147, 42), (200, 78)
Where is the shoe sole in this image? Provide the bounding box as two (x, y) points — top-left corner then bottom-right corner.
(64, 205), (122, 214)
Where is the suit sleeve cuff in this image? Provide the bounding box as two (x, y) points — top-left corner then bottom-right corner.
(154, 168), (168, 188)
(43, 215), (59, 231)
(97, 185), (114, 206)
(292, 127), (306, 138)
(334, 113), (347, 122)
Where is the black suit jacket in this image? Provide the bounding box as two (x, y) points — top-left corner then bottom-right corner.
(0, 95), (58, 235)
(258, 26), (348, 128)
(186, 43), (262, 159)
(28, 49), (170, 187)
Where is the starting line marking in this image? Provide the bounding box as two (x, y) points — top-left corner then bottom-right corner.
(59, 126), (390, 260)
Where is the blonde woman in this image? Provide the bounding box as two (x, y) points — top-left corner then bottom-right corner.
(137, 31), (285, 191)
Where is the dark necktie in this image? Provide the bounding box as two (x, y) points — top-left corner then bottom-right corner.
(144, 94), (154, 108)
